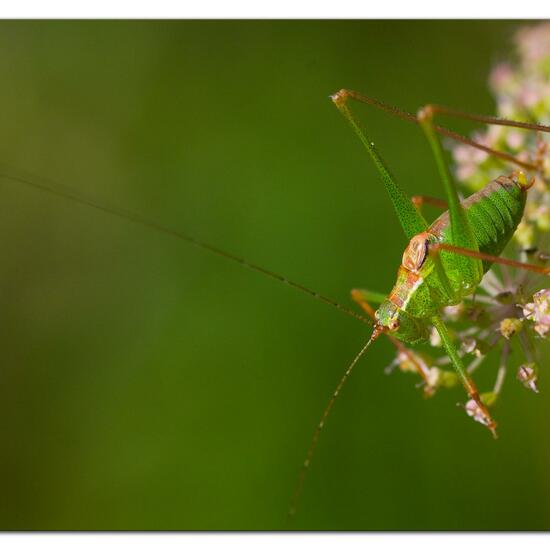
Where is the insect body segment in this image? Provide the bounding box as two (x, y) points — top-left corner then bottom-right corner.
(430, 175), (528, 271)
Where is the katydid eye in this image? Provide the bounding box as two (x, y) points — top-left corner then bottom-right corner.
(389, 319), (400, 331)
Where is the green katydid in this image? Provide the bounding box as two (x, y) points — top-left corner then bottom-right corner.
(3, 89), (550, 518)
(285, 89), (550, 516)
(330, 89), (550, 434)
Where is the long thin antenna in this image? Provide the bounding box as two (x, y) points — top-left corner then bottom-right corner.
(0, 167), (371, 326)
(288, 324), (383, 519)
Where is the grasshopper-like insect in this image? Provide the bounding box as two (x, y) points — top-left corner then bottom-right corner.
(330, 89), (550, 436)
(286, 89), (550, 515)
(3, 89), (550, 518)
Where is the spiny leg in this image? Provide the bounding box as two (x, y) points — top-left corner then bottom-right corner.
(332, 90), (455, 301)
(351, 289), (432, 387)
(424, 103), (550, 133)
(331, 91), (428, 240)
(430, 242), (550, 276)
(434, 126), (537, 172)
(415, 106), (499, 434)
(333, 89), (550, 134)
(331, 89), (535, 295)
(417, 105), (484, 288)
(431, 315), (497, 437)
(423, 102), (546, 172)
(333, 89), (547, 172)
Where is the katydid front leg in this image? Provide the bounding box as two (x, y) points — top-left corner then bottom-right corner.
(351, 288), (434, 389)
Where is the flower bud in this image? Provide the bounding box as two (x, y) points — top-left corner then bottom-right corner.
(465, 399), (485, 424)
(460, 338), (488, 357)
(464, 397), (494, 426)
(517, 363), (539, 393)
(499, 318), (523, 340)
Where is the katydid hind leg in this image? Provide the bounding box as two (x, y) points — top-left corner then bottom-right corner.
(418, 106), (484, 290)
(425, 103), (550, 134)
(332, 89), (545, 171)
(331, 90), (428, 240)
(424, 101), (548, 172)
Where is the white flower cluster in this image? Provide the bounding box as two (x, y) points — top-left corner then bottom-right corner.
(453, 22), (550, 196)
(522, 288), (550, 337)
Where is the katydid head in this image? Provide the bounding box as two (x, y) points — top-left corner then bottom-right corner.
(375, 300), (429, 344)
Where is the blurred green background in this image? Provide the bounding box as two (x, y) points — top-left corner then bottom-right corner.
(0, 20), (548, 530)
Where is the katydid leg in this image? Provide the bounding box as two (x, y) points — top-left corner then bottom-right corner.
(351, 288), (433, 386)
(417, 106), (487, 299)
(431, 243), (550, 276)
(431, 315), (497, 437)
(332, 89), (545, 171)
(421, 103), (550, 134)
(411, 195), (447, 213)
(350, 288), (387, 308)
(331, 90), (428, 240)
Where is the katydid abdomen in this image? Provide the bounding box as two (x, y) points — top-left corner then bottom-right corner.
(432, 174), (527, 269)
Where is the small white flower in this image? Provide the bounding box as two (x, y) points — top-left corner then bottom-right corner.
(522, 289), (550, 337)
(499, 318), (523, 340)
